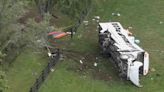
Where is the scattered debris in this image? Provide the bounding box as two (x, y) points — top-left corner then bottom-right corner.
(112, 13), (115, 16)
(151, 68), (156, 72)
(160, 21), (163, 24)
(94, 16), (100, 20)
(83, 21), (89, 25)
(48, 52), (52, 57)
(96, 19), (100, 23)
(80, 60), (83, 64)
(135, 39), (140, 44)
(128, 26), (133, 29)
(112, 12), (121, 17)
(93, 16), (100, 23)
(51, 68), (55, 72)
(117, 13), (121, 16)
(60, 55), (64, 61)
(150, 77), (154, 80)
(92, 18), (96, 21)
(94, 62), (98, 67)
(37, 40), (41, 43)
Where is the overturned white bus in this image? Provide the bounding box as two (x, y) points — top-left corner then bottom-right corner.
(98, 22), (149, 87)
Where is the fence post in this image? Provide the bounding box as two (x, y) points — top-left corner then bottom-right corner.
(42, 70), (45, 81)
(30, 88), (33, 92)
(36, 78), (39, 90)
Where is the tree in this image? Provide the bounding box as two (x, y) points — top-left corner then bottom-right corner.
(21, 13), (54, 51)
(0, 0), (27, 49)
(34, 0), (57, 16)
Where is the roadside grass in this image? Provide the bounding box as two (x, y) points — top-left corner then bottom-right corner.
(5, 48), (48, 92)
(40, 0), (164, 92)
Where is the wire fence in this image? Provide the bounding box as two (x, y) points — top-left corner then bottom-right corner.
(29, 1), (92, 92)
(29, 49), (60, 92)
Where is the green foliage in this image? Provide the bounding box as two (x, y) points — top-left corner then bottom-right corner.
(0, 0), (29, 65)
(22, 13), (54, 50)
(55, 0), (91, 19)
(34, 0), (57, 16)
(0, 0), (27, 48)
(0, 71), (8, 92)
(0, 51), (6, 64)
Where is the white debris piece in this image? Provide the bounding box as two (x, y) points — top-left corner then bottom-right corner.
(96, 19), (100, 23)
(160, 21), (163, 24)
(80, 60), (83, 64)
(150, 77), (154, 80)
(94, 16), (100, 20)
(94, 62), (98, 67)
(92, 18), (96, 21)
(117, 13), (121, 16)
(83, 21), (89, 25)
(135, 39), (140, 44)
(37, 40), (41, 43)
(51, 68), (55, 72)
(128, 26), (133, 29)
(48, 52), (52, 57)
(151, 68), (156, 72)
(112, 13), (115, 16)
(66, 32), (76, 35)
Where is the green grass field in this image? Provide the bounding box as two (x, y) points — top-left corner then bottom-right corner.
(40, 0), (164, 92)
(5, 49), (48, 92)
(4, 0), (164, 92)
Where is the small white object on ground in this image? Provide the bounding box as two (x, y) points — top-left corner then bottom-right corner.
(51, 68), (55, 72)
(94, 62), (98, 67)
(83, 21), (89, 25)
(128, 26), (133, 29)
(112, 13), (115, 16)
(80, 60), (83, 64)
(37, 40), (41, 43)
(96, 20), (100, 23)
(135, 39), (140, 44)
(92, 18), (96, 21)
(94, 16), (100, 20)
(160, 21), (163, 24)
(117, 13), (121, 16)
(151, 68), (156, 72)
(48, 52), (52, 57)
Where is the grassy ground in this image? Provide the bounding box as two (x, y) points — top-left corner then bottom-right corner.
(4, 48), (48, 92)
(3, 0), (164, 92)
(40, 0), (164, 92)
